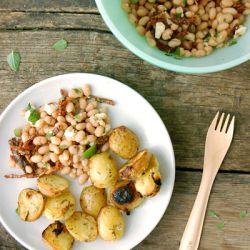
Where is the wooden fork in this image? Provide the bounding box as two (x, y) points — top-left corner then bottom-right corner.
(179, 112), (235, 250)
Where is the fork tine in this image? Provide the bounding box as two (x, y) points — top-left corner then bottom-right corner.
(216, 112), (225, 131)
(221, 114), (230, 133)
(227, 116), (235, 135)
(209, 111), (220, 130)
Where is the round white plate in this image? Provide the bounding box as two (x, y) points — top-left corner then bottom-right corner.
(0, 73), (175, 250)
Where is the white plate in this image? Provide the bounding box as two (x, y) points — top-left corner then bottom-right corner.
(0, 73), (175, 250)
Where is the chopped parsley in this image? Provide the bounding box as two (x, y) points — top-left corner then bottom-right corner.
(14, 128), (21, 137)
(15, 208), (19, 214)
(182, 0), (187, 5)
(216, 221), (225, 230)
(26, 103), (40, 125)
(52, 39), (68, 50)
(46, 131), (53, 139)
(228, 39), (237, 46)
(166, 47), (182, 59)
(240, 210), (247, 218)
(59, 144), (67, 149)
(130, 0), (139, 3)
(176, 12), (183, 17)
(74, 114), (81, 122)
(208, 210), (219, 219)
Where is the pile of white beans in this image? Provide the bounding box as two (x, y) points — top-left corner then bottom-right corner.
(11, 85), (111, 185)
(122, 0), (250, 57)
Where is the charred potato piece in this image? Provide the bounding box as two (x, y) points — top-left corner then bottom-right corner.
(80, 185), (106, 218)
(44, 191), (76, 221)
(18, 188), (44, 222)
(109, 181), (143, 212)
(37, 174), (69, 197)
(98, 206), (125, 241)
(65, 212), (98, 242)
(89, 152), (118, 188)
(109, 126), (139, 159)
(119, 149), (152, 180)
(135, 155), (162, 197)
(42, 221), (74, 250)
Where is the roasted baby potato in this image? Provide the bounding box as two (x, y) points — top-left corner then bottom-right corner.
(65, 211), (98, 242)
(109, 126), (139, 159)
(109, 181), (143, 212)
(119, 149), (152, 180)
(44, 191), (76, 221)
(89, 152), (118, 188)
(37, 174), (69, 197)
(98, 206), (125, 241)
(42, 221), (74, 250)
(135, 155), (162, 197)
(18, 188), (44, 222)
(80, 185), (106, 218)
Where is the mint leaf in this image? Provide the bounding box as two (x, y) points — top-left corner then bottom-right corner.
(7, 51), (21, 72)
(240, 210), (247, 218)
(216, 221), (225, 230)
(208, 210), (219, 218)
(52, 39), (68, 50)
(176, 12), (182, 17)
(46, 131), (53, 139)
(28, 109), (40, 125)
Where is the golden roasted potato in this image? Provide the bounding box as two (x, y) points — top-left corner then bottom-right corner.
(98, 206), (125, 241)
(18, 188), (44, 222)
(80, 185), (106, 218)
(89, 152), (118, 188)
(119, 149), (152, 180)
(42, 221), (74, 250)
(109, 181), (143, 212)
(37, 174), (69, 197)
(44, 191), (76, 221)
(65, 212), (98, 242)
(135, 155), (162, 197)
(109, 126), (139, 159)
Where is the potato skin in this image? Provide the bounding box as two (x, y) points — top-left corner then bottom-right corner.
(135, 155), (162, 197)
(119, 149), (152, 180)
(109, 126), (139, 159)
(80, 185), (106, 218)
(37, 174), (69, 197)
(109, 181), (143, 212)
(42, 221), (74, 250)
(18, 188), (44, 222)
(98, 206), (125, 241)
(65, 212), (98, 242)
(44, 191), (76, 221)
(89, 152), (118, 188)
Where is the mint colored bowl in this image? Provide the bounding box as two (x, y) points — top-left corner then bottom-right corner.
(95, 0), (250, 74)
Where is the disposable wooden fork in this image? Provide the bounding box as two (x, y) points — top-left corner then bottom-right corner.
(179, 112), (235, 250)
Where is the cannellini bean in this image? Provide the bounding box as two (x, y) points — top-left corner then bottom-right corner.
(25, 165), (33, 173)
(168, 38), (181, 48)
(86, 123), (95, 133)
(95, 126), (105, 137)
(221, 0), (233, 7)
(101, 142), (109, 152)
(82, 84), (91, 97)
(76, 168), (83, 176)
(75, 131), (86, 142)
(38, 145), (49, 155)
(78, 173), (88, 185)
(68, 88), (83, 98)
(69, 172), (77, 179)
(33, 136), (47, 145)
(217, 22), (229, 32)
(162, 28), (173, 40)
(62, 150), (70, 161)
(76, 123), (86, 130)
(209, 8), (217, 20)
(139, 16), (150, 26)
(79, 98), (87, 110)
(69, 145), (78, 155)
(66, 102), (74, 113)
(73, 155), (80, 164)
(31, 155), (42, 163)
(128, 14), (137, 25)
(50, 136), (61, 145)
(137, 6), (148, 16)
(87, 135), (96, 143)
(50, 153), (59, 162)
(61, 166), (71, 175)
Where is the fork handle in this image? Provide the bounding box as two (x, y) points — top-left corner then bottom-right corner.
(179, 173), (215, 250)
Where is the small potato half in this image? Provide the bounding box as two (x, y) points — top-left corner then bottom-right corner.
(98, 206), (125, 241)
(135, 155), (162, 197)
(37, 174), (69, 197)
(65, 211), (98, 242)
(80, 185), (106, 218)
(109, 181), (143, 212)
(44, 191), (76, 221)
(18, 188), (44, 222)
(119, 149), (152, 180)
(42, 221), (74, 250)
(109, 126), (139, 159)
(89, 152), (118, 188)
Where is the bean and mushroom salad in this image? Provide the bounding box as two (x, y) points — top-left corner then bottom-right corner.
(6, 84), (113, 185)
(121, 0), (250, 57)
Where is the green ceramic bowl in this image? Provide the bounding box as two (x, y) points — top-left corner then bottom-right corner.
(96, 0), (250, 74)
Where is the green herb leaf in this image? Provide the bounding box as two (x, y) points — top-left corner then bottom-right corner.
(16, 208), (19, 214)
(203, 35), (210, 43)
(208, 210), (219, 218)
(176, 12), (183, 17)
(7, 51), (21, 72)
(28, 109), (40, 125)
(59, 144), (67, 149)
(46, 131), (53, 139)
(73, 88), (81, 94)
(240, 210), (247, 218)
(52, 39), (68, 50)
(182, 0), (187, 5)
(74, 114), (80, 122)
(14, 128), (21, 137)
(27, 103), (32, 111)
(166, 47), (183, 60)
(82, 144), (97, 159)
(228, 39), (237, 46)
(42, 163), (50, 169)
(216, 221), (225, 230)
(130, 0), (139, 3)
